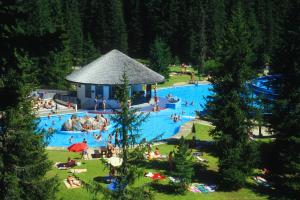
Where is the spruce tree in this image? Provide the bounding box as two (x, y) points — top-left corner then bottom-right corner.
(211, 0), (226, 57)
(63, 0), (84, 65)
(189, 0), (208, 74)
(207, 2), (258, 190)
(94, 0), (127, 53)
(124, 0), (144, 57)
(171, 136), (194, 194)
(86, 71), (153, 200)
(82, 34), (100, 65)
(0, 54), (58, 200)
(149, 37), (172, 79)
(168, 0), (190, 61)
(270, 0), (300, 198)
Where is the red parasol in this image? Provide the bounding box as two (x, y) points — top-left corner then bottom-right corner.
(68, 142), (87, 152)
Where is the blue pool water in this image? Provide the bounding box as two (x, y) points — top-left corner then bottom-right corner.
(37, 84), (212, 147)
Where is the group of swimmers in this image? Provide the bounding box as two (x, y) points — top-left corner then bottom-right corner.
(185, 100), (194, 106)
(62, 114), (109, 132)
(171, 113), (181, 122)
(166, 93), (180, 103)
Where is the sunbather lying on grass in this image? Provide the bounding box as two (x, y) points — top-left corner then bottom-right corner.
(67, 175), (81, 187)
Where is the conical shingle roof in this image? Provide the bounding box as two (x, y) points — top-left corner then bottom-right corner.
(66, 49), (165, 85)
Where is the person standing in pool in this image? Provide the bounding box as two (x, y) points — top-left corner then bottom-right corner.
(94, 95), (99, 111)
(108, 133), (113, 143)
(69, 136), (74, 144)
(102, 98), (106, 111)
(115, 129), (120, 147)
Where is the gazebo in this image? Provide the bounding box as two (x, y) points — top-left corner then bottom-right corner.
(66, 49), (165, 109)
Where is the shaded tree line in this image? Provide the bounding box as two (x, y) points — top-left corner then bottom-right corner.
(0, 0), (285, 89)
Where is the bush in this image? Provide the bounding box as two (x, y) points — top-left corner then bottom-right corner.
(219, 167), (246, 191)
(203, 59), (221, 75)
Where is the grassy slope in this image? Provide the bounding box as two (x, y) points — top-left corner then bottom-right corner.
(47, 124), (267, 200)
(157, 65), (203, 88)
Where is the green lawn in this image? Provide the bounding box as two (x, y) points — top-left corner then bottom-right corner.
(47, 124), (268, 200)
(157, 65), (203, 88)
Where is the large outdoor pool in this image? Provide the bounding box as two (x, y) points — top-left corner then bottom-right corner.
(37, 84), (212, 147)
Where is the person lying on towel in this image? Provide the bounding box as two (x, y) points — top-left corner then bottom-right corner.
(57, 157), (76, 169)
(67, 175), (81, 187)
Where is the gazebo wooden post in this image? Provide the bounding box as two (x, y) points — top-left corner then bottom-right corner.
(146, 84), (152, 102)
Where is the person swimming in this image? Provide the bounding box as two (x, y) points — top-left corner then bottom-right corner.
(69, 136), (74, 144)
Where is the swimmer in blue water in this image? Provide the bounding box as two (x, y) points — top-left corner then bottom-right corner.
(69, 136), (74, 144)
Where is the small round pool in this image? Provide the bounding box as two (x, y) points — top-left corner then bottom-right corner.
(37, 84), (213, 147)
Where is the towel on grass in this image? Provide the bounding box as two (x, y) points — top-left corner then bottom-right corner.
(69, 169), (87, 173)
(63, 179), (81, 189)
(107, 180), (127, 191)
(145, 172), (166, 180)
(188, 183), (216, 193)
(169, 176), (180, 183)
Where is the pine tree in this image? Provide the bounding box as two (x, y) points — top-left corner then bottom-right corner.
(206, 2), (258, 190)
(211, 0), (226, 57)
(171, 136), (194, 194)
(88, 0), (128, 53)
(82, 34), (100, 65)
(168, 0), (190, 62)
(63, 0), (84, 65)
(149, 37), (172, 79)
(0, 54), (58, 200)
(189, 0), (208, 74)
(109, 0), (128, 53)
(124, 0), (144, 57)
(269, 1), (300, 198)
(86, 71), (153, 199)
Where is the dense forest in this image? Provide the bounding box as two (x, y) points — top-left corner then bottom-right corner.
(0, 0), (287, 89)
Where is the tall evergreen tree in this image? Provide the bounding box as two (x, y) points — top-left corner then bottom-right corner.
(168, 0), (190, 62)
(124, 0), (144, 57)
(207, 2), (258, 190)
(211, 0), (226, 57)
(270, 0), (300, 198)
(63, 0), (84, 65)
(86, 71), (153, 200)
(189, 0), (208, 74)
(255, 0), (282, 64)
(0, 53), (58, 200)
(171, 137), (194, 194)
(82, 34), (100, 65)
(149, 37), (172, 79)
(94, 0), (128, 53)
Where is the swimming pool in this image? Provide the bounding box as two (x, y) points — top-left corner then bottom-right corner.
(37, 84), (213, 147)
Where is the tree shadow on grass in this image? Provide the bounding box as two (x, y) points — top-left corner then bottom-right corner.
(149, 181), (175, 195)
(162, 138), (180, 146)
(93, 176), (112, 184)
(192, 163), (218, 184)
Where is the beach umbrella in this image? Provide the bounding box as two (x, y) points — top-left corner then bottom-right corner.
(68, 142), (87, 152)
(106, 156), (123, 167)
